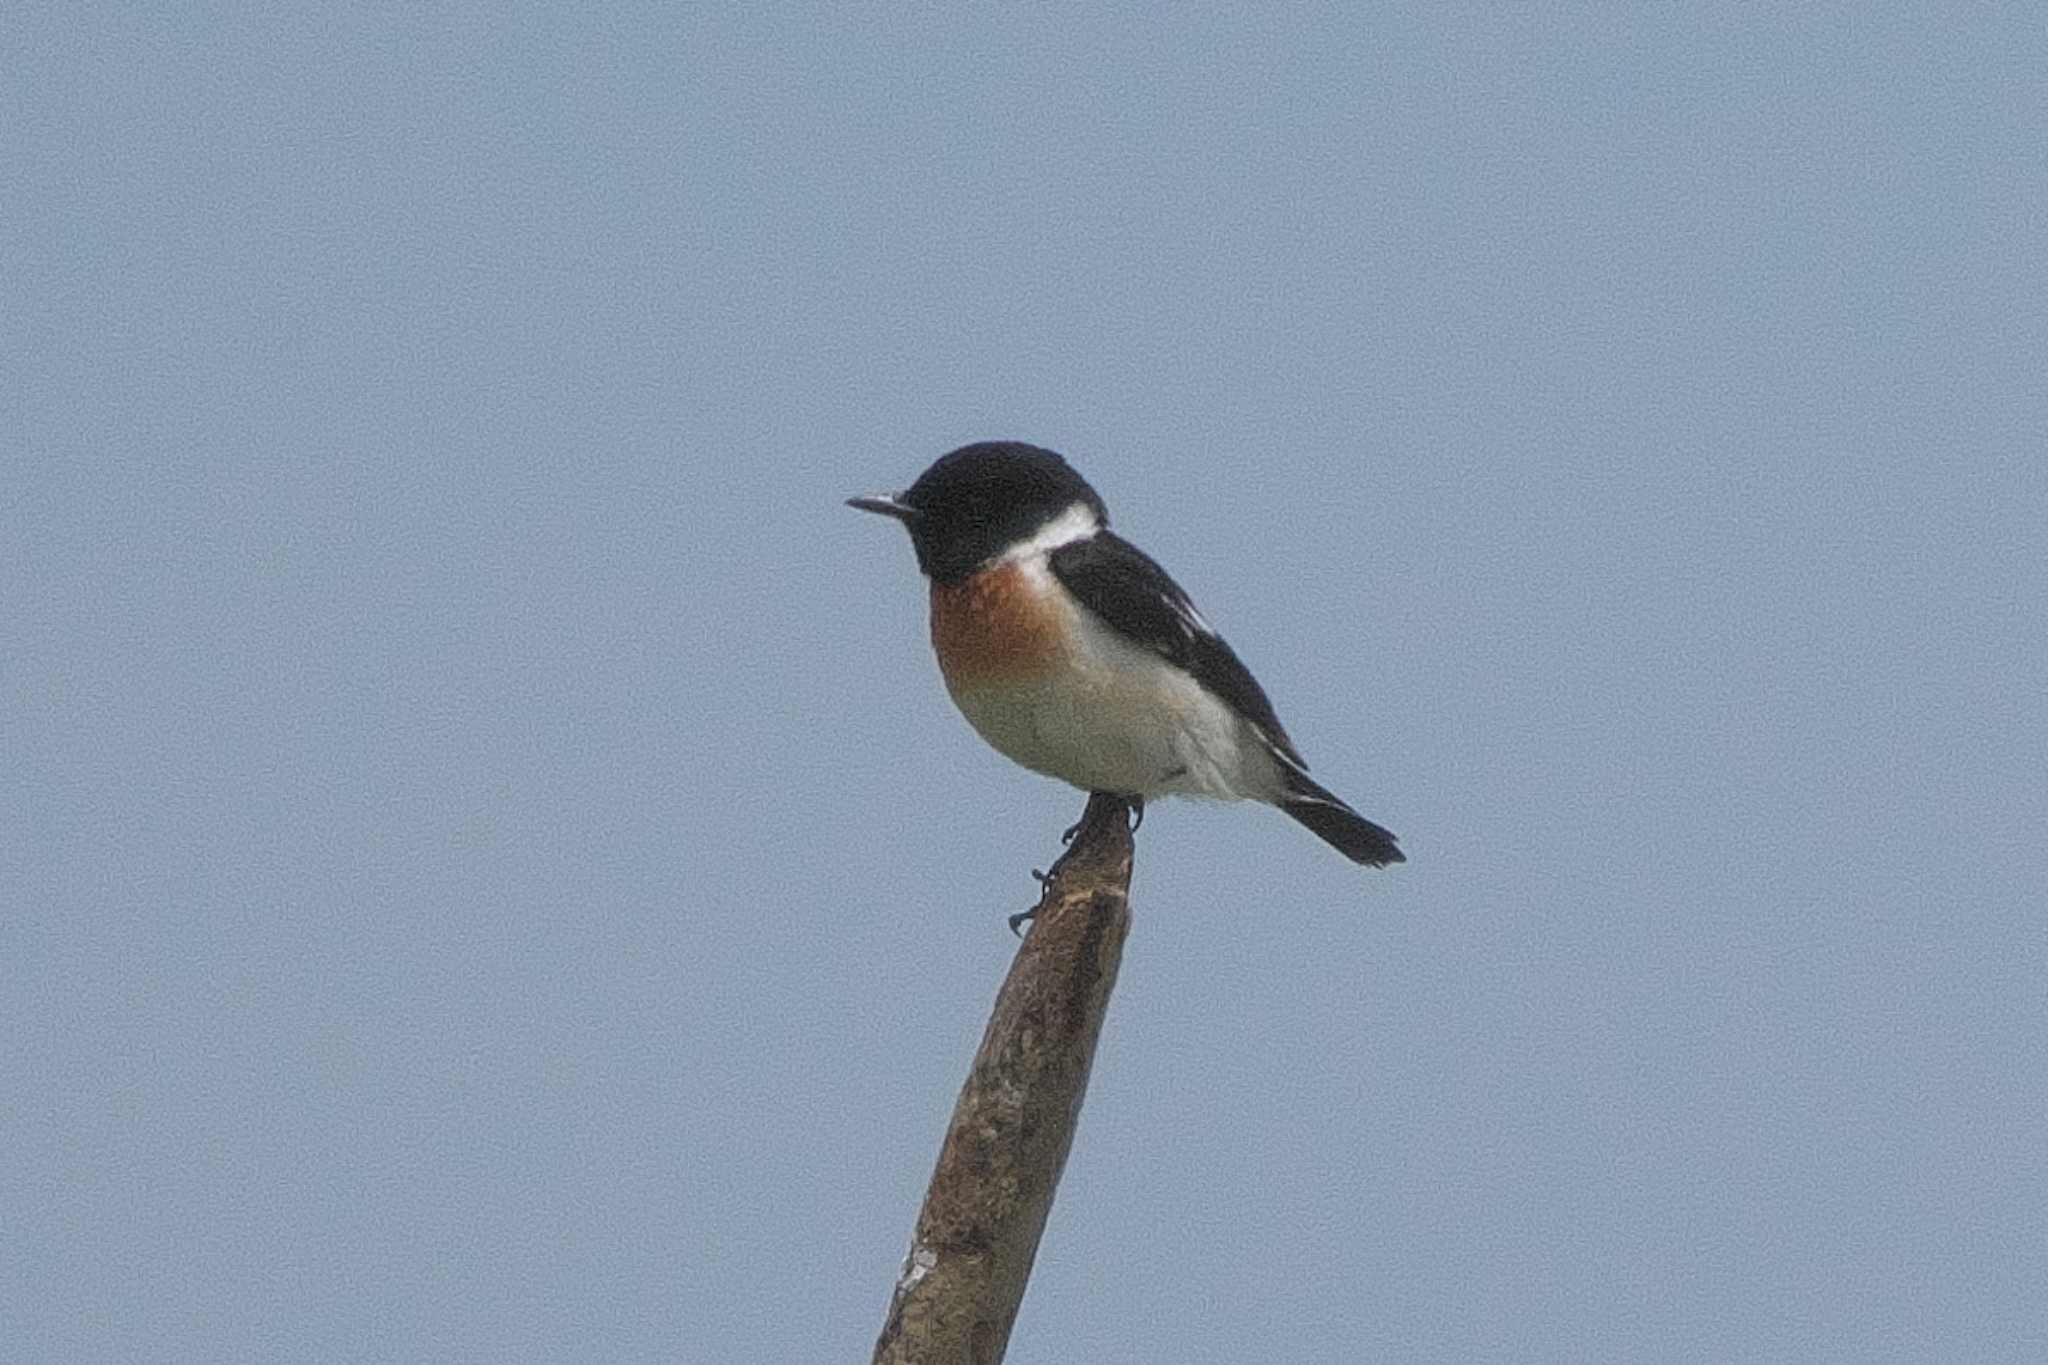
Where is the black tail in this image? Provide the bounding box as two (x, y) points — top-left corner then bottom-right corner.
(1279, 774), (1404, 867)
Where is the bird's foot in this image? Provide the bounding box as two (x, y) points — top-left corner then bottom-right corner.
(1016, 794), (1141, 936)
(1064, 794), (1143, 842)
(1011, 868), (1058, 935)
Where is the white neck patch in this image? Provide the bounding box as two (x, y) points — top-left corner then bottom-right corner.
(997, 501), (1101, 565)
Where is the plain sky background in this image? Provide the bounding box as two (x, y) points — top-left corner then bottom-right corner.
(5, 5), (2043, 1361)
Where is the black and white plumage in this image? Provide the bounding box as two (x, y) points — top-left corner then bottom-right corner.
(849, 442), (1403, 868)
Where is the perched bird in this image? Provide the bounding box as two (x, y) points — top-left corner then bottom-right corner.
(849, 441), (1403, 868)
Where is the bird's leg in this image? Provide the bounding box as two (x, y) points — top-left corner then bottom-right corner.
(1062, 793), (1144, 842)
(1015, 793), (1141, 935)
(1010, 867), (1057, 935)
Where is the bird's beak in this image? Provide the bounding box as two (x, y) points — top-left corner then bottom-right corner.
(846, 494), (920, 524)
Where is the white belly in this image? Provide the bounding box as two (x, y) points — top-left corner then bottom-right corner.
(945, 612), (1278, 801)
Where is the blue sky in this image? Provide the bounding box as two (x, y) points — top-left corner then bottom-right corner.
(5, 6), (2043, 1361)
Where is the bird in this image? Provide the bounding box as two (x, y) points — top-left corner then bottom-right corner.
(848, 441), (1403, 868)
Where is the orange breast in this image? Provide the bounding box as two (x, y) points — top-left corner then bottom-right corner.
(929, 563), (1070, 686)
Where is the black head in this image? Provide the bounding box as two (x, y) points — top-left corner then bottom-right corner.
(848, 441), (1108, 583)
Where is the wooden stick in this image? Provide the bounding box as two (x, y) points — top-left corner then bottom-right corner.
(872, 793), (1138, 1365)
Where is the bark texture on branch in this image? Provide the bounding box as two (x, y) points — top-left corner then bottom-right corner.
(872, 793), (1137, 1365)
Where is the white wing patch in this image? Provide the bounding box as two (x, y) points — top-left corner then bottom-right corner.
(1263, 730), (1314, 779)
(1166, 592), (1213, 642)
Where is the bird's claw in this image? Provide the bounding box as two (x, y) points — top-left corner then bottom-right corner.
(1014, 793), (1142, 936)
(1011, 868), (1059, 936)
(1067, 794), (1142, 842)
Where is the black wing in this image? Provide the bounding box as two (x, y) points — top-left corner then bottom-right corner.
(1049, 532), (1306, 768)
